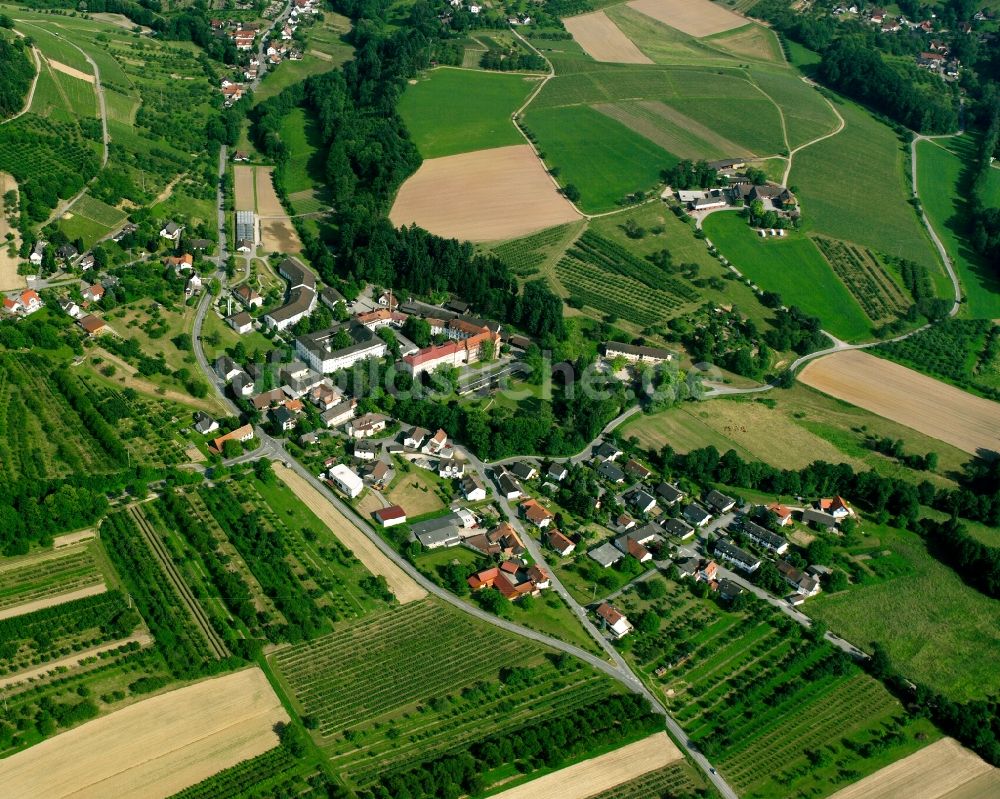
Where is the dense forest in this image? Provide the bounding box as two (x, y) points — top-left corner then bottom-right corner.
(0, 30), (34, 120)
(250, 0), (566, 342)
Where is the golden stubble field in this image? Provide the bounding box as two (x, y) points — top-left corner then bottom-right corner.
(390, 144), (581, 242)
(489, 732), (682, 799)
(233, 164), (255, 212)
(0, 668), (289, 799)
(275, 463), (427, 603)
(627, 0), (747, 36)
(799, 350), (1000, 456)
(563, 11), (653, 64)
(827, 737), (1000, 799)
(255, 166), (303, 253)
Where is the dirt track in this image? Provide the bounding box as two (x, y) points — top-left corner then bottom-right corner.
(275, 463), (426, 603)
(798, 350), (1000, 456)
(390, 144), (580, 242)
(0, 668), (288, 799)
(0, 582), (106, 621)
(826, 738), (999, 799)
(46, 58), (94, 84)
(0, 172), (26, 291)
(564, 12), (653, 64)
(489, 732), (681, 799)
(627, 0), (746, 36)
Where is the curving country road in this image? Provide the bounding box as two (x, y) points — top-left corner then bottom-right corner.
(1, 33), (41, 126)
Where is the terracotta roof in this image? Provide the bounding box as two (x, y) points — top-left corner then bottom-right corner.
(375, 505), (406, 522)
(767, 502), (792, 519)
(596, 602), (625, 625)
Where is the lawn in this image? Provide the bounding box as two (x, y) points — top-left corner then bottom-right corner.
(254, 53), (338, 104)
(398, 67), (537, 159)
(702, 211), (872, 340)
(384, 465), (448, 516)
(809, 523), (1000, 701)
(525, 104), (676, 212)
(278, 108), (325, 195)
(620, 383), (972, 487)
(916, 137), (1000, 319)
(200, 308), (272, 362)
(790, 100), (941, 274)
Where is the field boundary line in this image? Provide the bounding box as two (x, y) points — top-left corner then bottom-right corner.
(128, 503), (230, 659)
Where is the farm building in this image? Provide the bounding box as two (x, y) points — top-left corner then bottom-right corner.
(374, 505), (407, 528)
(328, 464), (364, 498)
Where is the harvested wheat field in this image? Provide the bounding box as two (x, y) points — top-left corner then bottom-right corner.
(233, 164), (255, 212)
(255, 166), (302, 253)
(390, 144), (580, 242)
(275, 463), (426, 603)
(0, 668), (288, 799)
(827, 738), (1000, 799)
(489, 732), (681, 799)
(564, 11), (653, 64)
(0, 172), (26, 291)
(627, 0), (747, 36)
(46, 57), (94, 83)
(799, 350), (1000, 456)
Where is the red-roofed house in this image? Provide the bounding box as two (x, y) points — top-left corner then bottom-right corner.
(374, 505), (407, 528)
(19, 290), (42, 315)
(82, 283), (105, 303)
(596, 602), (632, 638)
(547, 529), (575, 557)
(819, 496), (855, 519)
(519, 498), (554, 528)
(767, 502), (794, 526)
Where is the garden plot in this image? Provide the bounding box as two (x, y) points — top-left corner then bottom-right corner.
(564, 11), (653, 64)
(0, 668), (288, 799)
(389, 144), (580, 241)
(489, 732), (681, 799)
(627, 0), (748, 36)
(827, 737), (999, 799)
(799, 350), (1000, 456)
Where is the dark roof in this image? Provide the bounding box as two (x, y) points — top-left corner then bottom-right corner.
(663, 517), (694, 537)
(739, 519), (788, 550)
(705, 489), (736, 512)
(714, 538), (760, 570)
(278, 258), (316, 290)
(509, 462), (536, 480)
(683, 503), (711, 525)
(320, 286), (345, 307)
(718, 578), (744, 599)
(444, 298), (469, 313)
(595, 441), (621, 459)
(656, 482), (684, 504)
(271, 406), (294, 424)
(266, 285), (315, 324)
(597, 461), (625, 482)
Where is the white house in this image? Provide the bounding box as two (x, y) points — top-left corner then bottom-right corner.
(227, 311), (253, 335)
(329, 463), (364, 498)
(596, 602), (632, 639)
(374, 505), (407, 528)
(29, 241), (45, 266)
(462, 475), (487, 501)
(160, 221), (183, 241)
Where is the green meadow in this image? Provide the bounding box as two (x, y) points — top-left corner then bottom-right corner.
(915, 137), (1000, 319)
(399, 67), (537, 158)
(703, 211), (871, 340)
(791, 101), (941, 274)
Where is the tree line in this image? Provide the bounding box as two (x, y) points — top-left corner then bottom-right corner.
(0, 33), (34, 120)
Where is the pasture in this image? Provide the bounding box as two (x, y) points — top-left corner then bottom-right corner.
(616, 576), (937, 797)
(702, 212), (872, 340)
(626, 0), (747, 37)
(619, 382), (973, 485)
(389, 144), (580, 241)
(563, 11), (653, 64)
(791, 101), (940, 272)
(799, 349), (1000, 456)
(399, 67), (537, 159)
(0, 668), (288, 799)
(826, 738), (1000, 799)
(916, 138), (1000, 319)
(525, 105), (674, 212)
(809, 522), (1000, 700)
(278, 108), (324, 196)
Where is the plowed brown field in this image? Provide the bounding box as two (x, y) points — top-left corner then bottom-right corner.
(564, 12), (653, 64)
(627, 0), (746, 36)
